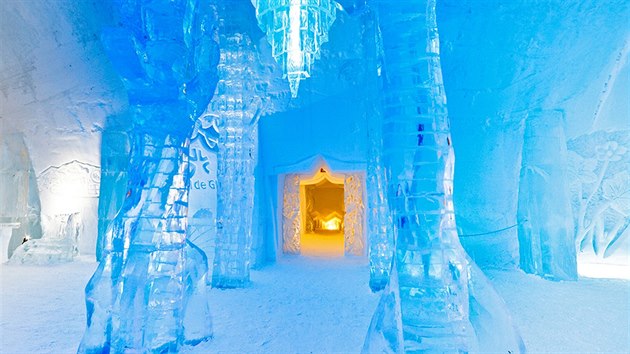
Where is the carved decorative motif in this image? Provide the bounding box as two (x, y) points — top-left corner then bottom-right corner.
(344, 173), (365, 256)
(567, 130), (630, 257)
(282, 174), (302, 254)
(38, 160), (101, 198)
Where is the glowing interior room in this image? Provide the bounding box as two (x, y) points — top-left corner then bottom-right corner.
(0, 0), (629, 353)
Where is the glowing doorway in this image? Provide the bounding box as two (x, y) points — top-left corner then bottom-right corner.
(301, 169), (345, 257)
(282, 166), (365, 257)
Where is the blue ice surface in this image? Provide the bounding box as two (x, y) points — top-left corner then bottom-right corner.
(79, 0), (219, 352)
(362, 0), (525, 352)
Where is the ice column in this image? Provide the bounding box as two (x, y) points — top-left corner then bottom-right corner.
(79, 0), (219, 352)
(518, 111), (577, 280)
(211, 1), (262, 288)
(364, 0), (475, 351)
(363, 7), (395, 292)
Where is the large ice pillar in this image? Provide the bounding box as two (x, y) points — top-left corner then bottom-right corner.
(211, 0), (262, 288)
(518, 111), (577, 280)
(363, 1), (523, 352)
(79, 0), (219, 352)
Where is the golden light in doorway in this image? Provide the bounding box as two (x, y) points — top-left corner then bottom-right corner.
(322, 216), (342, 231)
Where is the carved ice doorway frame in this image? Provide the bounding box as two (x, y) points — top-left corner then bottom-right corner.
(281, 165), (366, 257)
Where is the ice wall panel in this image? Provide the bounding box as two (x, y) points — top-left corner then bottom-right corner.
(0, 1), (127, 256)
(437, 0), (630, 269)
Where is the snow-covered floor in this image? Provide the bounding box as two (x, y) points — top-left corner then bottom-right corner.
(1, 256), (629, 353)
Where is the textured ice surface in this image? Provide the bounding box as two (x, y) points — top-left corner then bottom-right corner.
(9, 213), (81, 265)
(363, 7), (395, 291)
(211, 1), (262, 288)
(518, 111), (578, 280)
(0, 132), (43, 260)
(252, 0), (337, 97)
(188, 113), (219, 285)
(363, 0), (523, 352)
(79, 0), (219, 352)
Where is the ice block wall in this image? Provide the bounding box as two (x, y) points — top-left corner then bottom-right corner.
(79, 0), (219, 352)
(211, 0), (263, 288)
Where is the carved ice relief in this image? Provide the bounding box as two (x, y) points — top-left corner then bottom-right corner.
(568, 130), (630, 258)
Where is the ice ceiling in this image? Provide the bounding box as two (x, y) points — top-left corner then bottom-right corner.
(0, 0), (628, 353)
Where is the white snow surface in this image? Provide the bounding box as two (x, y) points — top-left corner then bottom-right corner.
(1, 257), (628, 353)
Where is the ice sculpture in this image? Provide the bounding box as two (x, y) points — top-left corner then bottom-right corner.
(252, 0), (338, 97)
(79, 0), (219, 352)
(518, 111), (577, 280)
(0, 132), (43, 261)
(9, 213), (81, 265)
(363, 0), (524, 352)
(211, 0), (263, 288)
(568, 130), (630, 264)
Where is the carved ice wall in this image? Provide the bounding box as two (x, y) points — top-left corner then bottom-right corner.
(568, 130), (630, 263)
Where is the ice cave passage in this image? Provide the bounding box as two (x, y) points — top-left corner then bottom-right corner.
(1, 0), (629, 353)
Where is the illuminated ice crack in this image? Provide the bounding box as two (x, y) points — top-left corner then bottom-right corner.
(252, 0), (337, 98)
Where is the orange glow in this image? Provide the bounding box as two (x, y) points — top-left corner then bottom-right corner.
(322, 217), (342, 231)
(298, 165), (346, 257)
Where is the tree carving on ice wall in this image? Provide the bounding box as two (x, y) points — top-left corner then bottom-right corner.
(568, 130), (630, 258)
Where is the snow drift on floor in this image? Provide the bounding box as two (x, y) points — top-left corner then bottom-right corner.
(1, 256), (628, 353)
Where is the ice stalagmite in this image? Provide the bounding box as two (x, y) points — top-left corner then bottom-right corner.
(363, 0), (524, 352)
(211, 0), (263, 289)
(79, 0), (219, 352)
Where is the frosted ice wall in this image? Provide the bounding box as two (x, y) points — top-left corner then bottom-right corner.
(79, 0), (219, 352)
(437, 0), (630, 270)
(0, 0), (125, 257)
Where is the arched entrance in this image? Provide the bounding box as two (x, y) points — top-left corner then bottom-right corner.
(281, 162), (365, 257)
